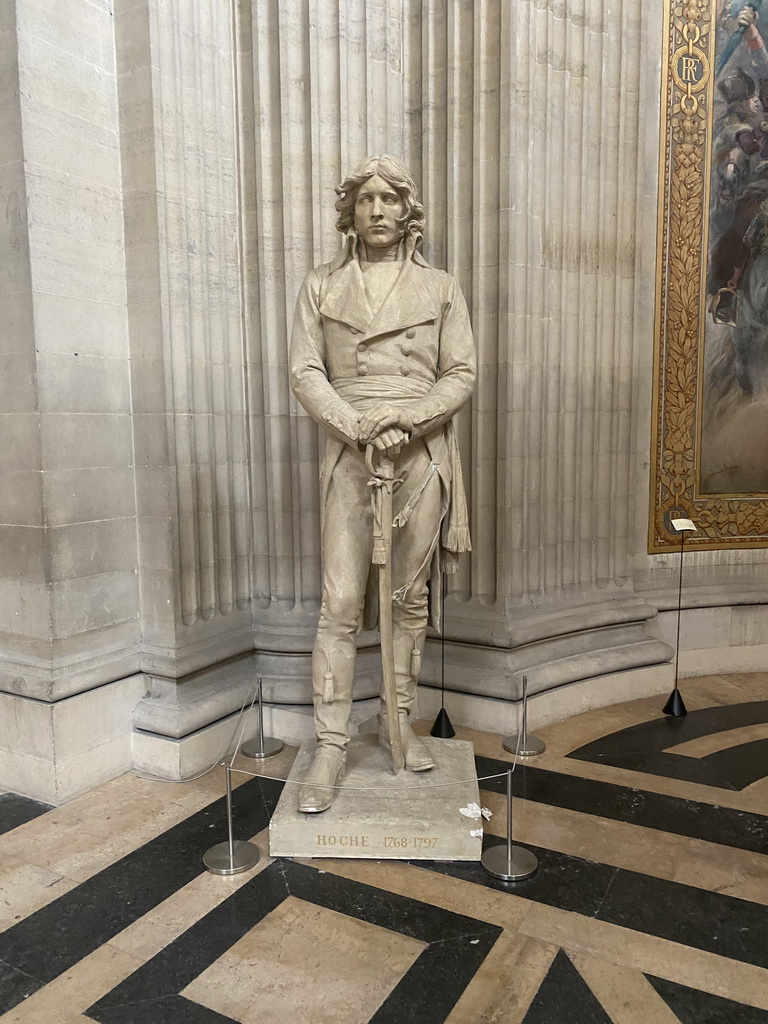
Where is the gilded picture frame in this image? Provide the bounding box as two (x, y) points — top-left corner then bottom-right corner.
(651, 0), (768, 552)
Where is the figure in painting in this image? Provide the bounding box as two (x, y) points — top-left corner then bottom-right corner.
(710, 69), (765, 248)
(289, 156), (476, 813)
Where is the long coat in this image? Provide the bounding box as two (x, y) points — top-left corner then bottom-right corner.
(290, 235), (476, 629)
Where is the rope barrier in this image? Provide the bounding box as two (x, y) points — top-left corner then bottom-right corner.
(225, 764), (512, 792)
(136, 676), (526, 790)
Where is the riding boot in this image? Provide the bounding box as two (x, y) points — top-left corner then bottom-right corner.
(297, 642), (354, 813)
(378, 629), (434, 771)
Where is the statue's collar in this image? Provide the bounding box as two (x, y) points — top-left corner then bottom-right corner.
(327, 229), (430, 273)
(320, 230), (439, 334)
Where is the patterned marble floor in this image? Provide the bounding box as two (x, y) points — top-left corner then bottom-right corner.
(1, 672), (767, 1023)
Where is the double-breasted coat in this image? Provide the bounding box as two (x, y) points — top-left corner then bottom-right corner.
(290, 234), (476, 629)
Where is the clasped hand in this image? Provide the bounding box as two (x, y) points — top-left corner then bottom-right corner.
(358, 402), (412, 460)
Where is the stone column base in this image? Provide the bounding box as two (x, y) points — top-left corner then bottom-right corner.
(417, 663), (676, 739)
(0, 674), (147, 804)
(132, 697), (380, 782)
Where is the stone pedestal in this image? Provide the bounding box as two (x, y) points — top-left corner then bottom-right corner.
(269, 735), (483, 862)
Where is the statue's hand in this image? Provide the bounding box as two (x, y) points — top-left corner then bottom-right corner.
(359, 402), (413, 442)
(370, 427), (409, 460)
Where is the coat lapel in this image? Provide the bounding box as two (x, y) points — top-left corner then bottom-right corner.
(367, 257), (440, 336)
(319, 241), (440, 337)
(318, 259), (373, 334)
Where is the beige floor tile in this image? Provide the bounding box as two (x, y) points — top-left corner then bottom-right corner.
(460, 673), (767, 785)
(466, 728), (768, 816)
(183, 895), (425, 1024)
(320, 855), (768, 1012)
(166, 743), (298, 802)
(480, 789), (768, 905)
(0, 757), (293, 917)
(0, 759), (287, 884)
(519, 901), (768, 1012)
(0, 803), (193, 882)
(0, 852), (78, 931)
(312, 856), (529, 934)
(570, 950), (686, 1024)
(667, 721), (768, 757)
(445, 931), (558, 1024)
(0, 942), (144, 1024)
(230, 744), (298, 779)
(702, 673), (768, 703)
(2, 1015), (94, 1024)
(110, 827), (271, 962)
(745, 775), (768, 802)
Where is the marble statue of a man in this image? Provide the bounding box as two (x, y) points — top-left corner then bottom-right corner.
(289, 155), (476, 813)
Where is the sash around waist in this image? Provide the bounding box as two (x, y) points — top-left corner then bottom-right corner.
(332, 375), (433, 403)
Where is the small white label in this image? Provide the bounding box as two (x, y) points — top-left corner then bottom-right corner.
(671, 517), (696, 532)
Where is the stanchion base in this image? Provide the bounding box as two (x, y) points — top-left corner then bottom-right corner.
(662, 688), (687, 717)
(481, 843), (538, 882)
(241, 736), (284, 759)
(430, 706), (456, 738)
(502, 734), (545, 756)
(203, 840), (260, 876)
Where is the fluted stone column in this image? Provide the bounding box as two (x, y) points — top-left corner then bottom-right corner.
(118, 0), (267, 761)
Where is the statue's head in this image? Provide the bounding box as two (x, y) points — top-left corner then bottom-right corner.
(334, 155), (425, 250)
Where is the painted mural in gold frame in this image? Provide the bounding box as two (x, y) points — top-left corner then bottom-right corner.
(651, 0), (768, 552)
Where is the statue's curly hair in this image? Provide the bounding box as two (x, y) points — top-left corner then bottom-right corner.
(334, 155), (425, 242)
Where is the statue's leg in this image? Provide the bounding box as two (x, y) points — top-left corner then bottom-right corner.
(378, 441), (443, 771)
(298, 448), (373, 813)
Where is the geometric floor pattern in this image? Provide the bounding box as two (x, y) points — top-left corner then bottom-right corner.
(0, 672), (767, 1022)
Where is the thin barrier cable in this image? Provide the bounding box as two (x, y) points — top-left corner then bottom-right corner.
(137, 679), (527, 792)
(213, 719), (525, 794)
(228, 678), (263, 769)
(135, 675), (263, 785)
(223, 765), (512, 791)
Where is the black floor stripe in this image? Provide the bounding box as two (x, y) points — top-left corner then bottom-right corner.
(522, 950), (612, 1024)
(572, 749), (737, 789)
(86, 860), (501, 1024)
(567, 701), (768, 789)
(475, 754), (768, 855)
(424, 836), (768, 971)
(0, 959), (43, 1011)
(0, 774), (283, 1015)
(88, 995), (239, 1024)
(704, 737), (768, 790)
(647, 973), (768, 1023)
(0, 793), (53, 837)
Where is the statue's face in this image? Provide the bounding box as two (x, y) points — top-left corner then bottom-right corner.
(354, 174), (406, 249)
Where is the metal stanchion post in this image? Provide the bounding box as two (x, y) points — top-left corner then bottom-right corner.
(481, 769), (538, 882)
(242, 677), (283, 759)
(503, 675), (545, 756)
(203, 765), (260, 875)
(662, 516), (695, 717)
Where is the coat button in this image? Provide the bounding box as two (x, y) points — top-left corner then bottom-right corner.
(401, 345), (411, 356)
(350, 327), (360, 335)
(357, 342), (367, 352)
(358, 365), (368, 376)
(400, 366), (410, 376)
(406, 328), (416, 339)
